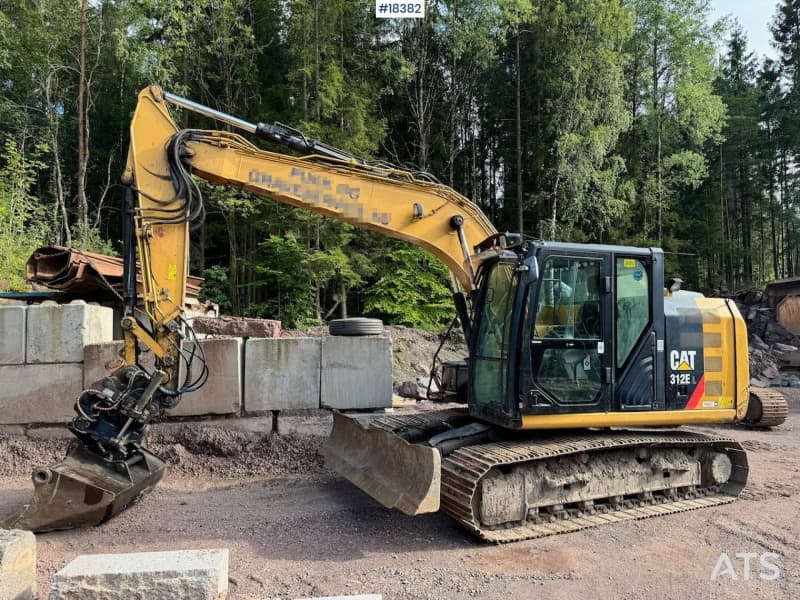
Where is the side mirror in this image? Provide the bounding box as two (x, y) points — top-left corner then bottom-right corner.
(519, 257), (539, 282)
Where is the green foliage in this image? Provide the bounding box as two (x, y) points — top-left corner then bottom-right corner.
(247, 234), (316, 328)
(363, 243), (453, 330)
(198, 265), (233, 314)
(0, 138), (49, 290)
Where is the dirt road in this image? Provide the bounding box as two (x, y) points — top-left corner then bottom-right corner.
(1, 392), (798, 599)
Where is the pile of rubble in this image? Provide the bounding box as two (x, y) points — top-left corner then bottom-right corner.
(735, 291), (800, 388)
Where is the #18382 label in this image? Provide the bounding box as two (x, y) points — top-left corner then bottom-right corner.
(376, 1), (425, 18)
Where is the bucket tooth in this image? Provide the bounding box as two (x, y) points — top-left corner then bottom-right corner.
(3, 444), (165, 533)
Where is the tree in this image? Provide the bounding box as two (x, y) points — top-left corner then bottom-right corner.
(0, 138), (48, 289)
(620, 0), (725, 249)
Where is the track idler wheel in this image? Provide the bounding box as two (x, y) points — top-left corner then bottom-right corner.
(742, 389), (789, 428)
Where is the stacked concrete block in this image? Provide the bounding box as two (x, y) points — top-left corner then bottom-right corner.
(83, 338), (242, 416)
(0, 297), (394, 423)
(83, 341), (157, 388)
(49, 548), (228, 600)
(172, 338), (242, 416)
(26, 300), (113, 363)
(0, 301), (113, 425)
(0, 305), (26, 364)
(0, 363), (84, 423)
(0, 529), (36, 600)
(83, 341), (125, 388)
(321, 337), (392, 409)
(244, 336), (393, 412)
(244, 338), (321, 411)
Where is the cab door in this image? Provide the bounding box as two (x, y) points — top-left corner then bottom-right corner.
(526, 252), (612, 413)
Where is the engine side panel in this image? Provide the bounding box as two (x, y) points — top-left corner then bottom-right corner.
(663, 292), (748, 416)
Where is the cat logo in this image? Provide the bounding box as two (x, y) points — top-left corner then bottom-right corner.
(670, 350), (697, 371)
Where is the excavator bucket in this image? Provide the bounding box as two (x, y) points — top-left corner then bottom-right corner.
(322, 411), (441, 515)
(3, 444), (165, 533)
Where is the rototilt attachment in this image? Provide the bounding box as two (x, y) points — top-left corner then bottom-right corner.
(3, 444), (165, 533)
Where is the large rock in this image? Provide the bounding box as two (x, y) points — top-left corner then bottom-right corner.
(48, 548), (228, 600)
(244, 338), (321, 411)
(0, 305), (26, 364)
(0, 529), (36, 600)
(0, 363), (83, 424)
(26, 300), (113, 363)
(192, 316), (281, 338)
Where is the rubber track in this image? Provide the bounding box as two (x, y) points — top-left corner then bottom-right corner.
(747, 388), (789, 427)
(440, 431), (747, 543)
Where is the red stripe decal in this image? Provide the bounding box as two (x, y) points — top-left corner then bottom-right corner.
(685, 375), (705, 410)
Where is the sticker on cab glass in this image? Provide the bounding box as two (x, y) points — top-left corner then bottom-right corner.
(633, 269), (643, 281)
(623, 258), (636, 268)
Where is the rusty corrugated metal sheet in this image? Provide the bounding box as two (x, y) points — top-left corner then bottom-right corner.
(765, 276), (800, 302)
(25, 246), (202, 300)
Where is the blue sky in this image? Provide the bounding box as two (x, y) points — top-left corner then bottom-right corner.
(710, 0), (779, 61)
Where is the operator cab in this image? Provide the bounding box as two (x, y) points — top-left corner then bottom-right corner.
(468, 241), (665, 429)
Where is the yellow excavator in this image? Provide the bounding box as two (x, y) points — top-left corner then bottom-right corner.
(4, 87), (788, 541)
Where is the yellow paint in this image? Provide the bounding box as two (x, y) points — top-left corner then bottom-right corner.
(694, 297), (748, 413)
(131, 85), (497, 293)
(520, 409), (738, 430)
(126, 86), (497, 393)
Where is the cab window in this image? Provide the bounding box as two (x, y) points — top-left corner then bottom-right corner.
(616, 257), (650, 366)
(534, 257), (601, 340)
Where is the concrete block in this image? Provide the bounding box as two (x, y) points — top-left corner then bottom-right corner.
(245, 338), (321, 411)
(0, 305), (26, 364)
(48, 548), (228, 600)
(83, 341), (156, 388)
(0, 363), (83, 424)
(172, 338), (242, 416)
(321, 337), (392, 409)
(84, 339), (241, 417)
(83, 341), (123, 387)
(27, 300), (113, 364)
(0, 529), (36, 600)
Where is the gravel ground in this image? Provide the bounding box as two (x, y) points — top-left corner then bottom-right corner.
(1, 391), (798, 599)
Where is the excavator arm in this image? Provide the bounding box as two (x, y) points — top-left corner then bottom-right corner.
(5, 86), (498, 532)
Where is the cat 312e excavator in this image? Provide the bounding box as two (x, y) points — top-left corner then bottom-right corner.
(4, 87), (788, 541)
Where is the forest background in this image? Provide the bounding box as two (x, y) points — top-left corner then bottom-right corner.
(2, 0), (800, 330)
